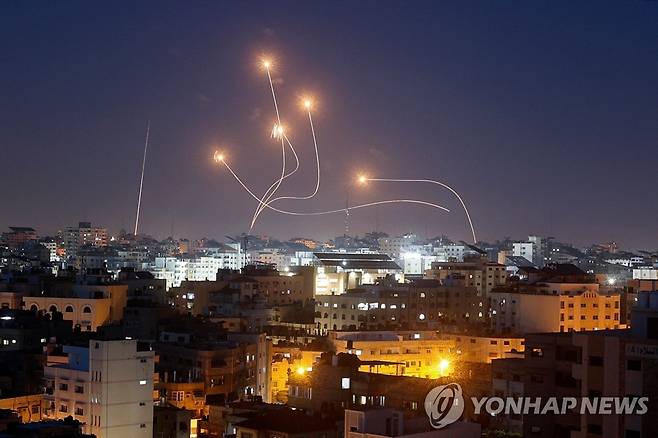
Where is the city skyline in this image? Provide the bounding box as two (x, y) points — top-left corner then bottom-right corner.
(2, 1), (657, 248)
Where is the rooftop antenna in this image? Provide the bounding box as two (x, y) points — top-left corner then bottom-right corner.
(134, 121), (150, 236)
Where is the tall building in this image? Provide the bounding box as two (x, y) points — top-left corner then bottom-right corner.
(62, 222), (108, 259)
(492, 293), (658, 437)
(44, 339), (155, 438)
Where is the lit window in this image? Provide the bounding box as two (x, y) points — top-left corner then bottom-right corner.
(139, 380), (147, 385)
(341, 377), (351, 389)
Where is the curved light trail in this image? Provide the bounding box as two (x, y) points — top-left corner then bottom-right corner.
(363, 177), (477, 243)
(215, 154), (450, 217)
(250, 102), (321, 229)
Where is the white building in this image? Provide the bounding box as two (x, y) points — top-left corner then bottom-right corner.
(248, 248), (289, 270)
(513, 236), (546, 266)
(512, 242), (535, 264)
(149, 245), (247, 289)
(633, 268), (658, 280)
(399, 253), (438, 275)
(44, 339), (155, 438)
(378, 234), (418, 258)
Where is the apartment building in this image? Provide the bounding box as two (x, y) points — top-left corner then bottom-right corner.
(44, 339), (155, 438)
(315, 280), (481, 334)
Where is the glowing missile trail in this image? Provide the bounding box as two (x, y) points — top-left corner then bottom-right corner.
(214, 152), (450, 217)
(360, 177), (477, 243)
(247, 132), (301, 231)
(133, 121), (150, 236)
(252, 60), (287, 225)
(250, 99), (321, 229)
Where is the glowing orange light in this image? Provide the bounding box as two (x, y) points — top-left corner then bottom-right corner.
(213, 151), (225, 163)
(357, 174), (368, 185)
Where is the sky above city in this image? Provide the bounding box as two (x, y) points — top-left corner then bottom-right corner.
(1, 1), (657, 249)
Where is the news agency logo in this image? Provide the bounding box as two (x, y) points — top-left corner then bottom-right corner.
(424, 383), (465, 429)
(425, 382), (650, 429)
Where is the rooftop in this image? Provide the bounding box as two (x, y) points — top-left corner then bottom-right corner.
(313, 252), (401, 270)
(237, 409), (335, 433)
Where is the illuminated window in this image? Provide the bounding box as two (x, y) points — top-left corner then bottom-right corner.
(341, 377), (350, 389)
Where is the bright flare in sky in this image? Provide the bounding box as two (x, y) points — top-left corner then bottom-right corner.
(213, 54), (463, 231)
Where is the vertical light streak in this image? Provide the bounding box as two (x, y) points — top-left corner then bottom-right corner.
(133, 121), (150, 236)
(251, 64), (287, 227)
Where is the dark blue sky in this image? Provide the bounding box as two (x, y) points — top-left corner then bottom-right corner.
(1, 1), (657, 248)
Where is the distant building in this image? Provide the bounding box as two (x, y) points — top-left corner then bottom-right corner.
(62, 222), (108, 259)
(329, 330), (524, 376)
(1, 227), (37, 249)
(312, 253), (403, 295)
(425, 254), (507, 299)
(315, 280), (481, 334)
(490, 264), (622, 334)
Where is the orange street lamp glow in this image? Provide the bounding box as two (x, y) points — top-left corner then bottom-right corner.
(296, 367), (305, 375)
(262, 59), (272, 69)
(357, 174), (368, 185)
(213, 151), (225, 163)
(438, 358), (450, 376)
(303, 98), (313, 110)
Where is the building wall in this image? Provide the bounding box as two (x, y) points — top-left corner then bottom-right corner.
(490, 291), (621, 334)
(0, 394), (43, 423)
(88, 339), (155, 438)
(24, 297), (112, 331)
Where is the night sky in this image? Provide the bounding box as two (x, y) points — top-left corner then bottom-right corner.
(1, 2), (657, 248)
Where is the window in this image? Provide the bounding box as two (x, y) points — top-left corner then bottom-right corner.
(530, 374), (544, 383)
(139, 380), (147, 385)
(83, 306), (92, 314)
(75, 385), (84, 394)
(531, 348), (544, 358)
(627, 359), (641, 371)
(59, 404), (68, 413)
(59, 383), (68, 391)
(587, 423), (602, 434)
(65, 305), (74, 313)
(49, 305), (58, 313)
(31, 405), (39, 414)
(341, 377), (351, 389)
(589, 356), (603, 367)
(75, 407), (84, 416)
